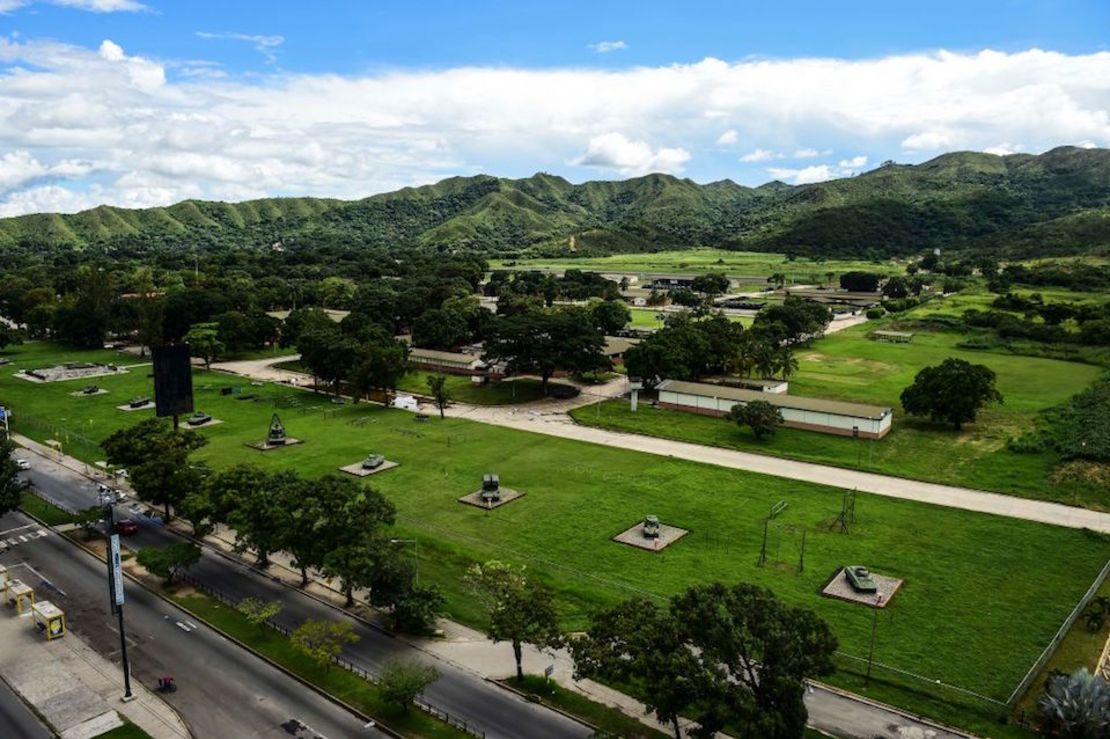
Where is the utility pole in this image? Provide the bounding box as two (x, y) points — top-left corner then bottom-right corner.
(101, 494), (134, 701)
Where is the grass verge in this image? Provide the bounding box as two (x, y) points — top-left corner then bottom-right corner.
(501, 675), (669, 738)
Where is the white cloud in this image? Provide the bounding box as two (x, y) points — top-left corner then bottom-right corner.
(716, 129), (738, 145)
(575, 132), (690, 175)
(1, 0), (144, 12)
(196, 32), (285, 64)
(98, 39), (124, 61)
(983, 143), (1024, 155)
(0, 40), (1107, 215)
(793, 148), (819, 159)
(767, 164), (834, 185)
(589, 40), (627, 54)
(838, 155), (868, 169)
(739, 148), (779, 163)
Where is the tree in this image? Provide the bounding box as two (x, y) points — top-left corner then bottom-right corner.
(412, 308), (468, 350)
(349, 338), (408, 404)
(1038, 668), (1110, 739)
(137, 543), (201, 584)
(573, 583), (837, 739)
(102, 419), (208, 521)
(315, 477), (398, 607)
(378, 659), (440, 713)
(590, 299), (631, 335)
(882, 276), (909, 298)
(692, 273), (730, 297)
(729, 401), (784, 440)
(753, 297), (831, 346)
(425, 374), (450, 419)
(205, 465), (294, 566)
(767, 272), (787, 289)
(0, 438), (26, 517)
(185, 322), (225, 369)
(291, 619), (359, 671)
(900, 358), (1003, 430)
(237, 597), (283, 632)
(392, 584), (446, 634)
(465, 561), (563, 680)
(0, 324), (22, 352)
(839, 271), (881, 292)
(72, 507), (104, 540)
(297, 325), (357, 397)
(483, 309), (605, 394)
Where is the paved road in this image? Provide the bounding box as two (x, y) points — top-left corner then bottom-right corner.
(0, 510), (384, 739)
(0, 676), (52, 739)
(209, 357), (1110, 534)
(20, 442), (975, 739)
(23, 463), (593, 739)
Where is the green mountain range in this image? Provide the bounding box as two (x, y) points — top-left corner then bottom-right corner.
(1, 146), (1107, 258)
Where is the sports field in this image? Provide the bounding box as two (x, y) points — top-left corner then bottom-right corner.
(1, 341), (1108, 733)
(492, 248), (907, 282)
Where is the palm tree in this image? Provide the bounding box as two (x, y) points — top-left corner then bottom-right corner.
(776, 347), (799, 381)
(752, 340), (777, 380)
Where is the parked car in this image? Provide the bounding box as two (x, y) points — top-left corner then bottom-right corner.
(15, 458), (30, 470)
(114, 519), (139, 536)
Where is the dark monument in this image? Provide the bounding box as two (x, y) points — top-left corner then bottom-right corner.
(152, 344), (194, 420)
(642, 514), (661, 539)
(481, 473), (501, 503)
(267, 414), (287, 446)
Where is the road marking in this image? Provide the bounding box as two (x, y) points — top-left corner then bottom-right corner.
(185, 620), (198, 630)
(174, 621), (197, 633)
(9, 561), (67, 597)
(0, 523), (37, 536)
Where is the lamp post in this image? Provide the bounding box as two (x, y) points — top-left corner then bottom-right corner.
(390, 538), (419, 585)
(99, 490), (133, 701)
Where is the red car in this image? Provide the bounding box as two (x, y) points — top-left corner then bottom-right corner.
(114, 520), (138, 536)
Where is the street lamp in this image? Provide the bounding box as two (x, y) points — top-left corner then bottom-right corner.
(390, 538), (419, 586)
(98, 490), (133, 701)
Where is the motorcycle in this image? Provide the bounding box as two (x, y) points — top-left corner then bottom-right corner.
(156, 676), (177, 693)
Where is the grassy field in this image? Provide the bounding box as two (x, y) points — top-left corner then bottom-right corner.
(573, 318), (1107, 508)
(505, 676), (669, 739)
(492, 248), (908, 282)
(2, 342), (1108, 734)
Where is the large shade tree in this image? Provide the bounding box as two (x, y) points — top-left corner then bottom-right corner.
(102, 419), (208, 521)
(900, 357), (1003, 430)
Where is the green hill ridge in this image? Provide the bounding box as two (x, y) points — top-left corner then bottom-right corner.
(1, 146), (1108, 258)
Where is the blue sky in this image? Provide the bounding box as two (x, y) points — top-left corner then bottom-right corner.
(0, 0), (1108, 214)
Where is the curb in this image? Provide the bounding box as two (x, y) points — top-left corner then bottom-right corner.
(23, 509), (406, 739)
(486, 677), (600, 734)
(810, 680), (978, 738)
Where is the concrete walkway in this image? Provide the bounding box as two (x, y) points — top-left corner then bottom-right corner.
(210, 356), (1110, 533)
(0, 593), (191, 739)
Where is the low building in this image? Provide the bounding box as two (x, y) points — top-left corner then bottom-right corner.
(702, 376), (788, 394)
(408, 347), (490, 377)
(871, 330), (913, 343)
(655, 379), (892, 438)
(602, 336), (640, 365)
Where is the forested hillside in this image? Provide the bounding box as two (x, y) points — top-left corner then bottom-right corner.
(1, 146), (1107, 259)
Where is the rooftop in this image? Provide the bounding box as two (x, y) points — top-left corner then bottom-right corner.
(408, 347), (481, 365)
(656, 379), (891, 419)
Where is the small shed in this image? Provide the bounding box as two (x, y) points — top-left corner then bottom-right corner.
(31, 600), (66, 640)
(871, 330), (913, 343)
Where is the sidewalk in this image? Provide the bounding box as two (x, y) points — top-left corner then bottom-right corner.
(0, 595), (191, 739)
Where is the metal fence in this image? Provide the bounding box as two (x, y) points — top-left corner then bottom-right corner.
(27, 485), (79, 516)
(177, 573), (485, 738)
(1006, 557), (1110, 707)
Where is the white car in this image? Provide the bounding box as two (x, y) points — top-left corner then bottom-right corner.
(15, 458), (30, 470)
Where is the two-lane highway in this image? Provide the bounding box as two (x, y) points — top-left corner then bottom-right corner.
(21, 450), (593, 739)
(0, 509), (385, 739)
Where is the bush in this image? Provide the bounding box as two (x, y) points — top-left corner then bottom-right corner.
(378, 659), (439, 713)
(865, 307), (884, 320)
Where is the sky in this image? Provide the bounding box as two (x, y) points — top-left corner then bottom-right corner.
(0, 0), (1108, 216)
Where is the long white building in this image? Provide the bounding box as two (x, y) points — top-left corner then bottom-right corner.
(655, 379), (893, 439)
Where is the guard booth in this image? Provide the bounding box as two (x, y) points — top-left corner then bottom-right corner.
(5, 579), (34, 614)
(31, 601), (65, 640)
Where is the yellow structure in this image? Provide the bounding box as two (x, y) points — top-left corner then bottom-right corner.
(31, 601), (65, 640)
(6, 579), (34, 614)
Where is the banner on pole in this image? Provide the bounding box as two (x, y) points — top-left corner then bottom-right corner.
(109, 534), (125, 607)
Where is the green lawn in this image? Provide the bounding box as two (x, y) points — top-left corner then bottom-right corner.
(629, 307), (752, 330)
(95, 722), (155, 739)
(573, 319), (1106, 508)
(2, 342), (1108, 735)
(492, 248), (907, 283)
